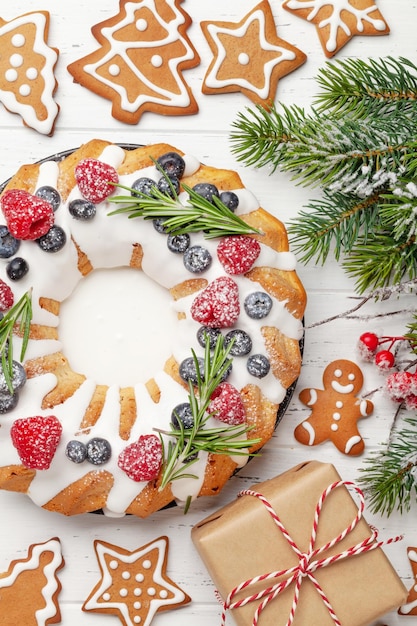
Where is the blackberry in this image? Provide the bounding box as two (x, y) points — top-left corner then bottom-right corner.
(35, 186), (61, 211)
(192, 182), (219, 203)
(196, 326), (221, 349)
(37, 225), (66, 252)
(247, 354), (270, 378)
(220, 191), (239, 212)
(68, 198), (96, 220)
(0, 391), (19, 414)
(86, 437), (112, 465)
(0, 225), (20, 258)
(157, 175), (180, 198)
(6, 257), (28, 281)
(167, 233), (190, 253)
(157, 152), (186, 179)
(179, 356), (205, 385)
(244, 291), (273, 319)
(131, 177), (156, 197)
(225, 329), (252, 356)
(183, 245), (212, 273)
(171, 402), (194, 429)
(65, 440), (88, 464)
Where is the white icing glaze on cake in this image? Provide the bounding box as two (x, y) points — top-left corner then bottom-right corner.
(0, 144), (304, 516)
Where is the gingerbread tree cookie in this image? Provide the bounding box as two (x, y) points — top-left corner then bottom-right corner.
(282, 0), (390, 57)
(0, 537), (64, 626)
(67, 0), (200, 124)
(294, 359), (373, 455)
(0, 11), (59, 135)
(83, 536), (191, 626)
(399, 547), (417, 616)
(200, 0), (306, 109)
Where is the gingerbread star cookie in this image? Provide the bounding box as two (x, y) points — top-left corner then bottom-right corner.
(200, 0), (306, 109)
(398, 546), (417, 615)
(294, 359), (374, 455)
(67, 0), (200, 124)
(0, 11), (59, 135)
(282, 0), (390, 58)
(83, 536), (191, 626)
(0, 537), (64, 626)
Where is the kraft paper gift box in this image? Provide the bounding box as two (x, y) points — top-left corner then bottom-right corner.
(191, 461), (407, 626)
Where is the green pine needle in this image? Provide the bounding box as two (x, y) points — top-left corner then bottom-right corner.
(0, 290), (32, 393)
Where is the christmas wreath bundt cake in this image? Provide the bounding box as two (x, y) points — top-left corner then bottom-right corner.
(0, 139), (306, 517)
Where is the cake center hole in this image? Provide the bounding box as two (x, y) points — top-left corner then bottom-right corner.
(59, 267), (178, 386)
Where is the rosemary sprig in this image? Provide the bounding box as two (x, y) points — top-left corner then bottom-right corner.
(109, 181), (261, 239)
(156, 335), (261, 496)
(0, 290), (32, 392)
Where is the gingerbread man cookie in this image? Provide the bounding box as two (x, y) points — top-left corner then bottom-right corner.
(294, 359), (373, 455)
(398, 547), (417, 616)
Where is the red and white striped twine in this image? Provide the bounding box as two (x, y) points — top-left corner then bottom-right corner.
(218, 480), (403, 626)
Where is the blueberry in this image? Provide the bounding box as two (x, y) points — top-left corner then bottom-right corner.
(167, 233), (190, 253)
(192, 183), (220, 203)
(220, 361), (233, 382)
(37, 225), (66, 252)
(86, 437), (112, 465)
(0, 225), (20, 258)
(220, 191), (239, 212)
(197, 326), (221, 350)
(179, 356), (205, 385)
(157, 152), (186, 179)
(183, 245), (212, 273)
(66, 440), (88, 464)
(247, 354), (270, 378)
(6, 257), (28, 281)
(0, 391), (19, 413)
(131, 177), (156, 197)
(157, 175), (180, 198)
(225, 329), (252, 356)
(68, 198), (96, 220)
(153, 218), (169, 234)
(3, 360), (26, 392)
(35, 186), (61, 211)
(171, 402), (194, 429)
(244, 291), (273, 319)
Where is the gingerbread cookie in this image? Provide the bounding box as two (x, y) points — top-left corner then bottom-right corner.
(200, 0), (306, 109)
(67, 0), (200, 124)
(399, 547), (417, 616)
(83, 536), (191, 626)
(294, 359), (373, 455)
(282, 0), (390, 58)
(0, 537), (64, 626)
(0, 11), (59, 135)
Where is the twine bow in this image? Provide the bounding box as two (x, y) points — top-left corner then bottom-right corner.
(219, 481), (403, 626)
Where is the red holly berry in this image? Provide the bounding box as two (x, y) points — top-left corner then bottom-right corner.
(208, 382), (246, 425)
(191, 276), (240, 328)
(0, 279), (13, 311)
(10, 415), (62, 470)
(217, 236), (261, 275)
(1, 189), (54, 240)
(375, 349), (395, 370)
(118, 434), (162, 482)
(75, 158), (119, 203)
(385, 371), (414, 401)
(358, 332), (379, 353)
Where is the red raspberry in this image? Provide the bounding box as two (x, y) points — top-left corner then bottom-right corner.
(0, 279), (13, 311)
(191, 276), (240, 328)
(208, 382), (246, 425)
(75, 158), (119, 203)
(404, 394), (417, 410)
(217, 236), (261, 275)
(375, 349), (395, 370)
(385, 371), (414, 401)
(118, 434), (162, 482)
(1, 189), (54, 240)
(10, 415), (62, 470)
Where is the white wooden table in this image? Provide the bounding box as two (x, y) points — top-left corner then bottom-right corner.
(0, 1), (416, 624)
